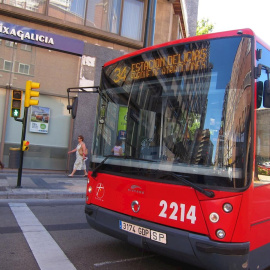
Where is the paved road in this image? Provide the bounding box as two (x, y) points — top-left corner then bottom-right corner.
(0, 199), (203, 270)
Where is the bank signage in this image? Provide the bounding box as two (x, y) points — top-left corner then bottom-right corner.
(0, 21), (84, 55)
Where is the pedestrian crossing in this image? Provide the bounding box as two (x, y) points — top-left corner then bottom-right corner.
(9, 203), (77, 270)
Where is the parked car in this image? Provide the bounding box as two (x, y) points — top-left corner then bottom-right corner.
(262, 162), (270, 168)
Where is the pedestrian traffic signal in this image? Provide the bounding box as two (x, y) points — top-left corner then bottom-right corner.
(11, 90), (22, 118)
(22, 140), (29, 151)
(25, 80), (40, 108)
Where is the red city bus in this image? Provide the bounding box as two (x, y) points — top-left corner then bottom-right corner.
(85, 29), (270, 270)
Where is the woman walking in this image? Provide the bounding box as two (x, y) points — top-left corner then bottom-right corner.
(68, 135), (87, 177)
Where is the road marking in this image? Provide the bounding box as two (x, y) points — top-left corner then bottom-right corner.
(9, 203), (77, 270)
(94, 255), (156, 267)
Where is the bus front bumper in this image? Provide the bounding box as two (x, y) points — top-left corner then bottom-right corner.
(85, 204), (249, 270)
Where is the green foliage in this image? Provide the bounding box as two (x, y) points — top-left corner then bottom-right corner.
(189, 121), (200, 139)
(196, 18), (214, 36)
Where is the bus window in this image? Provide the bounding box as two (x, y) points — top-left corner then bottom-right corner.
(91, 36), (253, 189)
(255, 42), (270, 185)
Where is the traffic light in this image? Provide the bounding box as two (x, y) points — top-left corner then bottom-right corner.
(22, 140), (29, 151)
(11, 90), (22, 118)
(25, 80), (40, 108)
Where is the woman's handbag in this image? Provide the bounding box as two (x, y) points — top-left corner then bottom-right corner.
(79, 145), (88, 156)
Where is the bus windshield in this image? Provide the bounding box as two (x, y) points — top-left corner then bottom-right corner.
(92, 36), (252, 189)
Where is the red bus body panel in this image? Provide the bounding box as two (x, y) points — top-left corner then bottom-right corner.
(87, 173), (249, 243)
(88, 173), (208, 235)
(251, 184), (270, 250)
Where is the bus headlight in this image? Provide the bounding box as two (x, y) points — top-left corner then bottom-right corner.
(223, 203), (233, 213)
(209, 212), (219, 223)
(216, 229), (226, 239)
(88, 186), (92, 193)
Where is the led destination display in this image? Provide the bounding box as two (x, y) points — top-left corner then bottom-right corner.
(111, 47), (209, 84)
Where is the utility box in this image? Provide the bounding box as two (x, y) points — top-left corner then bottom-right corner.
(9, 148), (21, 169)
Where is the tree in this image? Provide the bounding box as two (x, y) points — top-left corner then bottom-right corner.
(196, 18), (214, 36)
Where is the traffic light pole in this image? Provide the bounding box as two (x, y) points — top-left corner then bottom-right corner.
(13, 80), (40, 187)
(16, 106), (28, 187)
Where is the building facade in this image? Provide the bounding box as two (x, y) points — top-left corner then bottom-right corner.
(0, 0), (198, 171)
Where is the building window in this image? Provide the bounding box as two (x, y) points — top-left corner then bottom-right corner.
(3, 0), (46, 13)
(48, 0), (86, 25)
(5, 41), (16, 48)
(4, 60), (12, 71)
(87, 0), (109, 31)
(21, 44), (32, 52)
(18, 63), (30, 75)
(86, 0), (144, 41)
(121, 0), (144, 40)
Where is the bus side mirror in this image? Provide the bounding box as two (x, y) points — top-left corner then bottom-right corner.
(263, 80), (270, 108)
(257, 81), (263, 108)
(67, 97), (78, 119)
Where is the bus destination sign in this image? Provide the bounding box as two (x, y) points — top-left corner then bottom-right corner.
(111, 48), (208, 84)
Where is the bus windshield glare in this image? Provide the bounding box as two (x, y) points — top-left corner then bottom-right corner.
(92, 36), (252, 189)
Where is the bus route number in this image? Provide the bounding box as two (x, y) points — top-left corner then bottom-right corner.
(158, 200), (196, 224)
(113, 67), (127, 83)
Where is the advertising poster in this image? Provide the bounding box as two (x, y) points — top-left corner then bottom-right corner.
(29, 106), (50, 134)
(117, 106), (128, 133)
(117, 106), (128, 154)
(79, 55), (96, 87)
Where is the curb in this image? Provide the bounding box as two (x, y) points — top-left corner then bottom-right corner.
(0, 192), (86, 200)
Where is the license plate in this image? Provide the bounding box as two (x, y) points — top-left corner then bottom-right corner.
(119, 220), (166, 244)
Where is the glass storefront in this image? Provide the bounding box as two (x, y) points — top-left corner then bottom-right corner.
(0, 39), (81, 170)
(4, 93), (71, 170)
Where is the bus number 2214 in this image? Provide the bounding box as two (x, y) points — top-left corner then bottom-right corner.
(158, 200), (196, 224)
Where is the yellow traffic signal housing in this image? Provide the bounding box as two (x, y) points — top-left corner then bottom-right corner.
(22, 140), (30, 151)
(25, 80), (40, 108)
(11, 90), (22, 118)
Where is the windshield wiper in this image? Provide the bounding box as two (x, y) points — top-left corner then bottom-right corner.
(91, 155), (114, 177)
(157, 172), (215, 198)
(91, 155), (156, 177)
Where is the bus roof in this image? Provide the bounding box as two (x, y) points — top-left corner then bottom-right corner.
(104, 28), (256, 67)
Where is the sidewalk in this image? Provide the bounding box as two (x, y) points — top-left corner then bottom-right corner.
(0, 169), (87, 199)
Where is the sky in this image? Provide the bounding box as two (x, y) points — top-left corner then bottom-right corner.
(197, 0), (270, 45)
